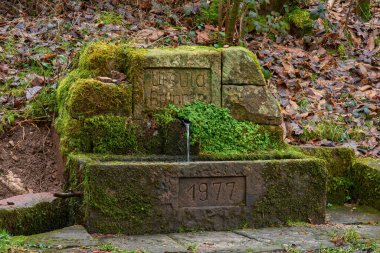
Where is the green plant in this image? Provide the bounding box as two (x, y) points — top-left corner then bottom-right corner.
(0, 229), (25, 252)
(343, 228), (360, 244)
(163, 101), (271, 155)
(316, 121), (349, 142)
(297, 97), (311, 112)
(99, 11), (124, 25)
(338, 44), (346, 59)
(25, 87), (57, 120)
(198, 0), (219, 24)
(287, 8), (313, 32)
(99, 242), (118, 251)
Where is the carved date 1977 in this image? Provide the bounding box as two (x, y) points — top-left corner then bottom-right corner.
(179, 177), (246, 207)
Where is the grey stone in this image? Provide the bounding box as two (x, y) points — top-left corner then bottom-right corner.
(100, 234), (187, 253)
(25, 225), (97, 248)
(130, 47), (222, 117)
(169, 231), (276, 253)
(222, 85), (282, 125)
(327, 205), (380, 225)
(235, 227), (335, 250)
(222, 47), (266, 86)
(0, 192), (56, 210)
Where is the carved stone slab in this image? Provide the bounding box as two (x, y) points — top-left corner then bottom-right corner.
(131, 47), (221, 117)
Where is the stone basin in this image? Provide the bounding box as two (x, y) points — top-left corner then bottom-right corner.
(68, 154), (327, 235)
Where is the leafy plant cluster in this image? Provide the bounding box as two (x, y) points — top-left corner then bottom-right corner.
(196, 0), (318, 42)
(157, 101), (271, 155)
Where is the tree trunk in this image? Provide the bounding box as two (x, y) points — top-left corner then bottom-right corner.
(224, 0), (242, 44)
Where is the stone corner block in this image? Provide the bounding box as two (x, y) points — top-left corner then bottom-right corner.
(222, 47), (266, 86)
(222, 85), (282, 125)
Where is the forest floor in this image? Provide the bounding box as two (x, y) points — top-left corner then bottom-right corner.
(0, 0), (379, 198)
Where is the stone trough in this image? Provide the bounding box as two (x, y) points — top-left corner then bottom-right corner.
(67, 155), (326, 234)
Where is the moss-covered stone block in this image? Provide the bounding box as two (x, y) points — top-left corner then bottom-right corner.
(78, 42), (127, 76)
(68, 155), (326, 234)
(67, 79), (132, 118)
(0, 193), (69, 236)
(222, 85), (282, 125)
(298, 146), (355, 204)
(351, 158), (380, 210)
(222, 47), (266, 86)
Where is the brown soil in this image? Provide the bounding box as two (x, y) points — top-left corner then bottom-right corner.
(0, 123), (64, 200)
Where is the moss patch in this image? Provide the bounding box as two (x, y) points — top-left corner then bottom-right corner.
(0, 200), (69, 236)
(67, 79), (132, 118)
(78, 42), (127, 76)
(351, 158), (380, 210)
(83, 164), (155, 234)
(298, 146), (355, 204)
(287, 8), (313, 34)
(252, 158), (327, 227)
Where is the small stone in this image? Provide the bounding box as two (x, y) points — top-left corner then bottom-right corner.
(7, 201), (15, 205)
(11, 155), (19, 161)
(9, 140), (14, 147)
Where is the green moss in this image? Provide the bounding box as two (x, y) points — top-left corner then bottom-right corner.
(0, 200), (69, 236)
(83, 116), (138, 154)
(98, 11), (124, 25)
(287, 8), (313, 32)
(56, 69), (92, 107)
(83, 164), (155, 234)
(78, 42), (127, 76)
(298, 147), (355, 204)
(67, 79), (132, 118)
(166, 101), (274, 155)
(252, 158), (327, 227)
(351, 158), (380, 210)
(55, 110), (91, 155)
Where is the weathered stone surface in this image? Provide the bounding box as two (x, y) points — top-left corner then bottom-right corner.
(0, 192), (69, 235)
(69, 155), (326, 234)
(100, 234), (188, 253)
(222, 47), (266, 86)
(128, 47), (221, 117)
(351, 158), (380, 210)
(298, 146), (355, 204)
(327, 205), (380, 225)
(25, 225), (97, 248)
(222, 85), (282, 125)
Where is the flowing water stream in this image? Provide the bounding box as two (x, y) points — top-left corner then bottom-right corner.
(185, 122), (190, 162)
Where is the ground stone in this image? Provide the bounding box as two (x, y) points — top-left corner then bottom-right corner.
(222, 85), (282, 125)
(25, 225), (97, 248)
(100, 234), (187, 253)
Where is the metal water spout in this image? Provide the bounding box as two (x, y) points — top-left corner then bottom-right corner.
(184, 121), (190, 162)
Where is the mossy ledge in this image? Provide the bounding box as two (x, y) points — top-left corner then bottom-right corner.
(297, 146), (355, 204)
(351, 158), (380, 210)
(0, 199), (69, 236)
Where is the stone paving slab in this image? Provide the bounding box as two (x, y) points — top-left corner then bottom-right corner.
(100, 234), (188, 253)
(24, 225), (97, 248)
(168, 231), (275, 253)
(234, 227), (335, 250)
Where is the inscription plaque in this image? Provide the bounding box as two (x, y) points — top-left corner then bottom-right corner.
(144, 68), (212, 107)
(179, 177), (246, 207)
